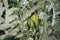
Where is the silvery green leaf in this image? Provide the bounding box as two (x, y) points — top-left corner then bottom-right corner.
(28, 37), (33, 40)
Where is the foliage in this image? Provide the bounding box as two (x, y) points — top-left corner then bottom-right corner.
(0, 0), (60, 40)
